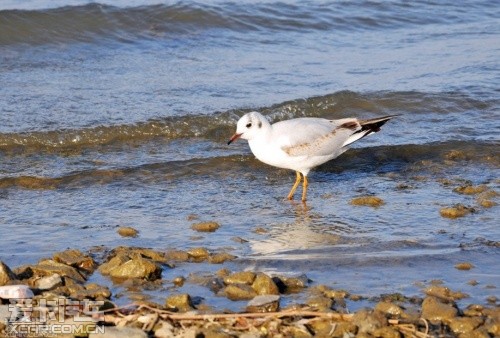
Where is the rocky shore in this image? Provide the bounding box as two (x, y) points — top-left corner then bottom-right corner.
(0, 244), (498, 338)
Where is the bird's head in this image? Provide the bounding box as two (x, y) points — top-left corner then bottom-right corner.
(227, 111), (270, 144)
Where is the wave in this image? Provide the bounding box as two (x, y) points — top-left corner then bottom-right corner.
(0, 90), (496, 153)
(0, 1), (495, 45)
(0, 141), (497, 190)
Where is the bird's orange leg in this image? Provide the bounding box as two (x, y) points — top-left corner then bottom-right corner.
(301, 175), (308, 202)
(287, 171), (302, 200)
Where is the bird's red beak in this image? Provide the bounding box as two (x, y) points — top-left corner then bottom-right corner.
(227, 133), (242, 145)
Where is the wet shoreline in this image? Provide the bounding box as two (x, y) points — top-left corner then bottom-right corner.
(1, 243), (499, 337)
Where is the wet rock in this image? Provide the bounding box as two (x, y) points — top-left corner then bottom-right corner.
(187, 247), (210, 261)
(352, 308), (387, 334)
(425, 285), (468, 301)
(374, 301), (404, 318)
(332, 321), (358, 337)
(31, 259), (86, 283)
(440, 204), (475, 218)
(208, 252), (237, 264)
(448, 316), (484, 336)
(280, 274), (309, 292)
(89, 326), (147, 338)
(306, 295), (333, 312)
(117, 226), (139, 237)
(444, 150), (468, 161)
(421, 296), (458, 322)
(165, 293), (194, 312)
(307, 318), (335, 337)
(98, 254), (130, 275)
(207, 277), (225, 293)
(53, 249), (97, 274)
(224, 284), (257, 301)
(246, 295), (280, 313)
(463, 304), (484, 317)
(82, 283), (112, 299)
(107, 257), (162, 281)
(165, 250), (190, 262)
(0, 261), (16, 286)
(173, 276), (185, 287)
(110, 247), (168, 263)
(350, 196), (385, 207)
(479, 199), (497, 208)
(372, 326), (401, 338)
(223, 271), (256, 285)
(191, 221), (220, 232)
(252, 273), (279, 295)
(316, 285), (349, 299)
(35, 274), (62, 291)
(455, 262), (475, 270)
(453, 185), (488, 195)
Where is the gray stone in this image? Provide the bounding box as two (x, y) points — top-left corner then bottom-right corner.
(35, 274), (63, 290)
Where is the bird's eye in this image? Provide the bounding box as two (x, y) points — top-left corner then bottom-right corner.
(246, 123), (252, 128)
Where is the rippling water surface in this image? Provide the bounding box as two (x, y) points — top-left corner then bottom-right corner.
(0, 0), (498, 309)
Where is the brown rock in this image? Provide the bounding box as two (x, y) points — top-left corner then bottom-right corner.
(98, 254), (129, 275)
(425, 285), (468, 301)
(0, 261), (16, 286)
(352, 309), (387, 334)
(208, 252), (236, 264)
(421, 297), (458, 322)
(191, 221), (220, 232)
(251, 273), (279, 295)
(285, 326), (313, 338)
(307, 318), (335, 337)
(455, 262), (475, 270)
(246, 295), (280, 313)
(117, 226), (139, 237)
(165, 293), (194, 312)
(173, 276), (185, 287)
(374, 301), (404, 318)
(350, 196), (385, 207)
(31, 260), (86, 283)
(440, 204), (474, 218)
(453, 185), (488, 195)
(165, 250), (190, 262)
(187, 247), (210, 261)
(448, 316), (483, 336)
(332, 321), (358, 337)
(305, 296), (333, 312)
(223, 271), (256, 285)
(53, 249), (97, 273)
(372, 326), (401, 338)
(108, 257), (162, 281)
(224, 284), (257, 301)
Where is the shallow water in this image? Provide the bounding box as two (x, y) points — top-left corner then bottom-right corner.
(0, 0), (499, 310)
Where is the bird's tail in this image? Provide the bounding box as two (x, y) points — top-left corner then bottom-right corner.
(342, 115), (397, 147)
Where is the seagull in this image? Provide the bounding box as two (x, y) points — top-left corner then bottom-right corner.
(228, 111), (395, 202)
